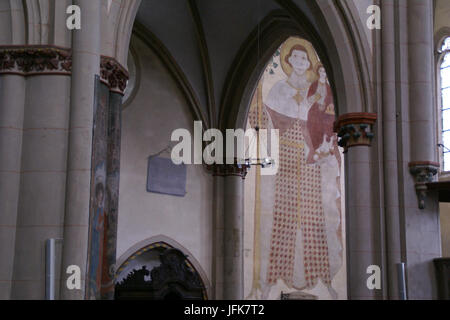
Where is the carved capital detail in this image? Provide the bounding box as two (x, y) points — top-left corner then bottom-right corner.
(0, 45), (72, 76)
(409, 161), (439, 209)
(100, 56), (129, 95)
(0, 47), (130, 96)
(206, 162), (249, 179)
(334, 113), (378, 153)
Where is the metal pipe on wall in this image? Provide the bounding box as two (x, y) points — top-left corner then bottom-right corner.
(397, 262), (407, 300)
(45, 239), (56, 300)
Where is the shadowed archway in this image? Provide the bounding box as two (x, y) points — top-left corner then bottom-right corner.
(115, 238), (209, 300)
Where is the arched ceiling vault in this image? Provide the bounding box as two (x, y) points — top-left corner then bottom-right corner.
(0, 1), (374, 129)
(136, 0), (282, 128)
(132, 0), (373, 128)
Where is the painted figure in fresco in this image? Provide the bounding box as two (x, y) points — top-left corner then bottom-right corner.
(306, 63), (343, 286)
(306, 63), (341, 168)
(264, 43), (316, 154)
(248, 37), (342, 299)
(89, 182), (106, 298)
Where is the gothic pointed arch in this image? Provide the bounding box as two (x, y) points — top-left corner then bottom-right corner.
(115, 235), (211, 299)
(218, 2), (372, 132)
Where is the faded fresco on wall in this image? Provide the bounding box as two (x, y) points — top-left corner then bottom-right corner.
(244, 37), (346, 300)
(86, 78), (109, 300)
(102, 92), (123, 299)
(86, 79), (123, 300)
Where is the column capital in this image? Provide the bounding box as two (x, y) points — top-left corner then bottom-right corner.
(0, 46), (130, 95)
(334, 112), (378, 153)
(0, 45), (129, 95)
(409, 161), (440, 209)
(206, 162), (248, 179)
(0, 45), (72, 76)
(100, 56), (129, 95)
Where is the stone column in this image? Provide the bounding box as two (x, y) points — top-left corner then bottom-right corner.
(212, 176), (225, 300)
(101, 91), (124, 299)
(381, 0), (402, 300)
(223, 174), (245, 300)
(11, 74), (71, 300)
(60, 0), (101, 300)
(0, 74), (25, 299)
(408, 0), (436, 164)
(345, 146), (383, 300)
(335, 113), (381, 299)
(209, 163), (247, 300)
(404, 0), (441, 300)
(408, 0), (439, 209)
(0, 46), (72, 299)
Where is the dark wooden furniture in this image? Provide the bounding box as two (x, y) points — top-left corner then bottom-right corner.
(115, 249), (205, 300)
(434, 258), (450, 300)
(427, 181), (450, 203)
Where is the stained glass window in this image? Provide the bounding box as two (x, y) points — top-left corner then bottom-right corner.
(441, 37), (450, 172)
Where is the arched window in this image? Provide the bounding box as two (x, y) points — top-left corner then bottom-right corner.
(439, 37), (450, 172)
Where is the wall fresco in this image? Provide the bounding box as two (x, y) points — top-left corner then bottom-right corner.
(244, 37), (346, 300)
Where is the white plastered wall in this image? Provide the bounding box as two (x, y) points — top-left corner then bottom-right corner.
(117, 35), (214, 287)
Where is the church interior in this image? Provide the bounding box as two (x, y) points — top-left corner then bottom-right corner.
(1, 0), (450, 300)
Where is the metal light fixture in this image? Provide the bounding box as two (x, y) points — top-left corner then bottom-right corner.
(238, 127), (275, 170)
(237, 0), (275, 172)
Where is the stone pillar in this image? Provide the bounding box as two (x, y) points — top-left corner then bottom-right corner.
(335, 113), (381, 299)
(11, 74), (71, 300)
(0, 74), (25, 299)
(408, 0), (435, 164)
(223, 174), (244, 300)
(404, 0), (441, 300)
(101, 92), (123, 299)
(223, 176), (244, 300)
(60, 0), (101, 300)
(212, 176), (225, 300)
(81, 58), (127, 300)
(0, 46), (72, 299)
(345, 146), (383, 300)
(0, 2), (27, 299)
(408, 0), (439, 208)
(381, 0), (402, 300)
(208, 163), (247, 300)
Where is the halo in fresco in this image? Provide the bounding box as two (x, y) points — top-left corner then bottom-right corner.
(280, 37), (319, 80)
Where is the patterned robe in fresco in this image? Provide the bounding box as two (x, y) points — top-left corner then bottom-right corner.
(248, 82), (334, 291)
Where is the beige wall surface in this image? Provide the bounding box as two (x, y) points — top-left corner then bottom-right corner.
(435, 0), (450, 34)
(351, 0), (374, 51)
(117, 36), (214, 284)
